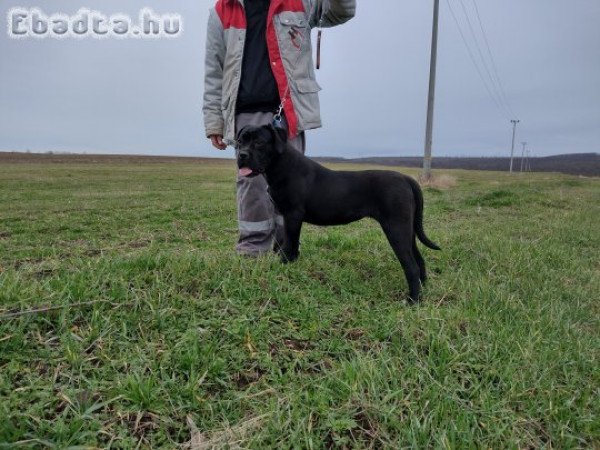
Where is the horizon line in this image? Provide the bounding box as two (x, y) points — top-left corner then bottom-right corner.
(1, 149), (597, 160)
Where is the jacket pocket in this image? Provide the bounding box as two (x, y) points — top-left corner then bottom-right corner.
(295, 78), (322, 94)
(276, 11), (310, 56)
(277, 11), (308, 28)
(292, 78), (322, 128)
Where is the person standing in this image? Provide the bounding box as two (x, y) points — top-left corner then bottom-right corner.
(203, 0), (356, 256)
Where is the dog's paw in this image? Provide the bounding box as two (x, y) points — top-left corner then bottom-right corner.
(280, 251), (299, 264)
(406, 295), (422, 306)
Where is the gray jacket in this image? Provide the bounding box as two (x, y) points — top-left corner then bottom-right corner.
(203, 0), (356, 144)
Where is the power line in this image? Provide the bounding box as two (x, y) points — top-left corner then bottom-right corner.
(445, 0), (510, 120)
(456, 0), (512, 119)
(458, 0), (522, 168)
(470, 0), (517, 118)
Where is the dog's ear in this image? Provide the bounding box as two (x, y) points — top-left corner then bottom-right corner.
(236, 126), (252, 146)
(268, 123), (288, 154)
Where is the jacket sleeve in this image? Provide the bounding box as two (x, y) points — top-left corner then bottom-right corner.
(203, 9), (226, 138)
(309, 0), (356, 28)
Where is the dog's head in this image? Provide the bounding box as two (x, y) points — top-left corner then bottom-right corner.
(236, 124), (287, 178)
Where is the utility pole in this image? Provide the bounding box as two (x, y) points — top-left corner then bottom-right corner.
(520, 141), (527, 172)
(509, 119), (520, 173)
(422, 0), (440, 182)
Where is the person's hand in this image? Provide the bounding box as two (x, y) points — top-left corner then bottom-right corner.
(209, 134), (227, 150)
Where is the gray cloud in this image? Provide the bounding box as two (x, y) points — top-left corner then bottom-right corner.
(0, 0), (598, 158)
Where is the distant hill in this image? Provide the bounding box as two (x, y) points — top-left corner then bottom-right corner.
(1, 151), (598, 177)
(315, 153), (600, 177)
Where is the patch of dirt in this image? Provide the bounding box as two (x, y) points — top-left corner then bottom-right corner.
(233, 368), (265, 388)
(268, 343), (279, 356)
(345, 328), (365, 340)
(419, 174), (457, 190)
(517, 418), (552, 450)
(184, 413), (268, 450)
(119, 411), (161, 440)
(126, 239), (151, 249)
(305, 359), (333, 375)
(282, 338), (313, 351)
(13, 257), (44, 269)
(33, 268), (57, 279)
(324, 409), (381, 449)
(308, 269), (328, 284)
(62, 239), (89, 246)
(352, 409), (380, 443)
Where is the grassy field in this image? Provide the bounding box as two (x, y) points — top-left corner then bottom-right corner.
(0, 156), (598, 449)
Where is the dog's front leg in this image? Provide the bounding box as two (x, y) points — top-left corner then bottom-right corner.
(280, 213), (303, 263)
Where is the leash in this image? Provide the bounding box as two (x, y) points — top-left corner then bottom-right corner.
(316, 29), (322, 70)
(315, 2), (324, 69)
(273, 14), (323, 129)
(273, 26), (306, 128)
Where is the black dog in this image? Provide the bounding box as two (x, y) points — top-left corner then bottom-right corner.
(236, 124), (440, 303)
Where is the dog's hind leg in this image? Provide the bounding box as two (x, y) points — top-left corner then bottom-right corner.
(413, 240), (427, 285)
(380, 221), (422, 304)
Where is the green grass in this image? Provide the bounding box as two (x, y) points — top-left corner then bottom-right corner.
(0, 159), (598, 448)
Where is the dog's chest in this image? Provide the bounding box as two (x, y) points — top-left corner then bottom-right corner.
(267, 186), (294, 213)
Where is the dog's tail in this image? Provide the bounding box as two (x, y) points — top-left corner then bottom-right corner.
(407, 177), (441, 250)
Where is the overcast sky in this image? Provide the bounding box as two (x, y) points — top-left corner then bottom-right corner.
(0, 0), (599, 158)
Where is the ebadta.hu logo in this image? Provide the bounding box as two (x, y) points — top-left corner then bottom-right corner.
(7, 7), (182, 39)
